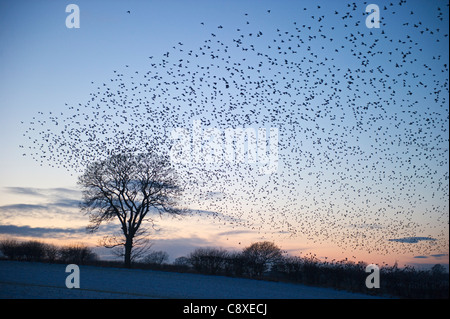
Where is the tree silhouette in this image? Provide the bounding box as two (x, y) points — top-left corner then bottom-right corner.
(78, 151), (184, 268)
(242, 241), (283, 277)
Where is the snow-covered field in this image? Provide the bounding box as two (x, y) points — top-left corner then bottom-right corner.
(0, 260), (382, 299)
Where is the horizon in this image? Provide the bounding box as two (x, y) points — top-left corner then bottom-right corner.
(2, 233), (449, 272)
(0, 0), (448, 273)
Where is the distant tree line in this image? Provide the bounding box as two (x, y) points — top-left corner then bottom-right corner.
(170, 243), (448, 299)
(176, 242), (283, 278)
(1, 238), (448, 298)
(0, 238), (97, 264)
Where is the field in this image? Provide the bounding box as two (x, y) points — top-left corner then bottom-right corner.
(0, 260), (382, 299)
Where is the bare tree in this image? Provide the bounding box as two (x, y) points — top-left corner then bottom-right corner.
(78, 151), (184, 268)
(188, 247), (229, 275)
(143, 250), (169, 265)
(242, 241), (283, 277)
(59, 243), (98, 264)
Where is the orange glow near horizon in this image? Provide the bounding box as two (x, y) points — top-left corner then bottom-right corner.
(1, 193), (447, 270)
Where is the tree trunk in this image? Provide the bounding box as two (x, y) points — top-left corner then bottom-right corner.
(124, 236), (133, 268)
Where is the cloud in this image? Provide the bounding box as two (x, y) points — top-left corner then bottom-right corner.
(217, 230), (256, 237)
(186, 208), (223, 216)
(388, 236), (437, 244)
(0, 224), (86, 237)
(49, 199), (81, 209)
(49, 187), (81, 195)
(0, 186), (82, 221)
(3, 187), (44, 197)
(4, 187), (80, 198)
(0, 200), (83, 223)
(430, 253), (448, 258)
(0, 200), (80, 212)
(0, 204), (47, 211)
(414, 253), (449, 260)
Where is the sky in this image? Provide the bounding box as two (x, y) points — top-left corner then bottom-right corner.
(0, 0), (448, 269)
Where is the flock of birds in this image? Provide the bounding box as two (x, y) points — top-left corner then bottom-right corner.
(21, 1), (448, 257)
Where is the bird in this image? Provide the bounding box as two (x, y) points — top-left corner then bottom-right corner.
(22, 0), (449, 262)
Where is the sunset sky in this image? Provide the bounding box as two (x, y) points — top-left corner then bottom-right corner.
(0, 0), (448, 270)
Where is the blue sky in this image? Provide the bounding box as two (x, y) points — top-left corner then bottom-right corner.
(0, 0), (448, 268)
